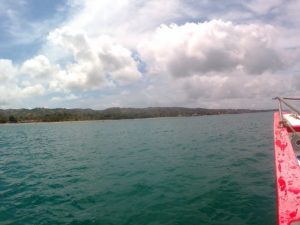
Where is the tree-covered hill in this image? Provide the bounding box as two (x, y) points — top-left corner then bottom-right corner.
(0, 107), (273, 123)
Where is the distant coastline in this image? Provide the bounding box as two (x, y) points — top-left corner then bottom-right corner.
(0, 107), (274, 124)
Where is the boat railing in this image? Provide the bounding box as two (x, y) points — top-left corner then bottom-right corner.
(273, 97), (300, 127)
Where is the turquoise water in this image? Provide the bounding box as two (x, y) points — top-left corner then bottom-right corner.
(0, 112), (275, 225)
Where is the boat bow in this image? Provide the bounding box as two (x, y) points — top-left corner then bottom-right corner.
(274, 111), (300, 225)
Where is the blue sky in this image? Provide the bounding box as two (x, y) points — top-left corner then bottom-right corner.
(0, 0), (72, 61)
(0, 0), (300, 109)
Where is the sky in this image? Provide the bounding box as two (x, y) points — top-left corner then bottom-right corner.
(0, 0), (300, 109)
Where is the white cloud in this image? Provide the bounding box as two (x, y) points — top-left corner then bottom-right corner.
(47, 27), (142, 89)
(21, 55), (59, 79)
(21, 84), (45, 97)
(0, 58), (47, 107)
(0, 59), (17, 81)
(1, 0), (300, 109)
(64, 0), (191, 47)
(139, 20), (283, 77)
(51, 94), (78, 102)
(0, 79), (46, 108)
(245, 0), (282, 15)
(182, 73), (291, 100)
(283, 1), (300, 24)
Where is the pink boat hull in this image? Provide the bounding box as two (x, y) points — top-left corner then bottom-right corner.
(274, 112), (300, 225)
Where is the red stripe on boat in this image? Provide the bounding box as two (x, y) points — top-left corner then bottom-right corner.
(286, 127), (300, 133)
(274, 112), (300, 225)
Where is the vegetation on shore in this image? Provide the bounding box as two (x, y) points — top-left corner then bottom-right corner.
(0, 107), (273, 123)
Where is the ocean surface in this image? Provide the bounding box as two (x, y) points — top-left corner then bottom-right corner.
(0, 112), (275, 225)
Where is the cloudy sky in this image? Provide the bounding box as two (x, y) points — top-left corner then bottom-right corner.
(0, 0), (300, 109)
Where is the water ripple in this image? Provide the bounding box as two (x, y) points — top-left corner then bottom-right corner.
(0, 113), (275, 225)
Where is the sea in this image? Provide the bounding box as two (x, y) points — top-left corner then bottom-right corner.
(0, 112), (275, 225)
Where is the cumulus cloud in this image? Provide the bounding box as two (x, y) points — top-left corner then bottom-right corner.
(21, 55), (59, 79)
(21, 84), (45, 97)
(0, 59), (48, 107)
(0, 23), (143, 107)
(48, 27), (142, 89)
(182, 73), (291, 100)
(139, 20), (283, 77)
(0, 59), (17, 81)
(65, 0), (188, 46)
(1, 0), (300, 109)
